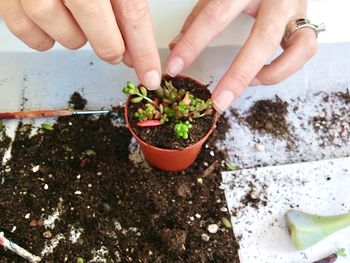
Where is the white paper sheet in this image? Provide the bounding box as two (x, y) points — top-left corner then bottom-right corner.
(222, 158), (350, 263)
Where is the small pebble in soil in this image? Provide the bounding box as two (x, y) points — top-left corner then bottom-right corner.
(29, 219), (38, 227)
(32, 165), (40, 173)
(5, 166), (11, 173)
(209, 151), (215, 157)
(203, 162), (209, 167)
(201, 233), (210, 242)
(43, 230), (52, 239)
(207, 224), (219, 234)
(195, 213), (201, 219)
(77, 174), (81, 179)
(44, 184), (49, 190)
(75, 191), (82, 195)
(24, 213), (30, 219)
(197, 178), (203, 184)
(11, 226), (16, 233)
(87, 183), (92, 188)
(97, 172), (103, 176)
(189, 216), (194, 221)
(254, 143), (265, 152)
(220, 207), (228, 212)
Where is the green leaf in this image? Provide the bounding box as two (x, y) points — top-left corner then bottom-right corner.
(77, 257), (85, 263)
(226, 163), (238, 171)
(131, 97), (143, 103)
(41, 123), (54, 131)
(221, 217), (232, 228)
(140, 86), (147, 97)
(337, 248), (347, 257)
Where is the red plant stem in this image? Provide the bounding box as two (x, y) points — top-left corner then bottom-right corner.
(313, 253), (337, 263)
(0, 109), (72, 120)
(137, 120), (162, 127)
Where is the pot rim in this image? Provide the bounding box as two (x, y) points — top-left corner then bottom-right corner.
(124, 74), (218, 153)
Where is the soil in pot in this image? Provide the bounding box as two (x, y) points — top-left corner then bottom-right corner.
(127, 75), (216, 149)
(0, 93), (239, 262)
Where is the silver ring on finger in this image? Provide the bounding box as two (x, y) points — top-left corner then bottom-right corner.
(283, 18), (325, 41)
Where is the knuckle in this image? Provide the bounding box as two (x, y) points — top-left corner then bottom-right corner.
(97, 45), (125, 62)
(119, 0), (149, 22)
(133, 48), (158, 61)
(7, 15), (35, 38)
(66, 0), (100, 16)
(264, 72), (282, 85)
(204, 0), (231, 25)
(181, 38), (199, 55)
(227, 71), (251, 95)
(22, 0), (54, 20)
(256, 22), (283, 47)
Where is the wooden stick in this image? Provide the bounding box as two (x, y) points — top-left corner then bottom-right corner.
(0, 109), (110, 120)
(0, 109), (72, 120)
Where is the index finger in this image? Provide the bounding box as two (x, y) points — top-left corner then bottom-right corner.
(212, 2), (292, 112)
(112, 0), (161, 90)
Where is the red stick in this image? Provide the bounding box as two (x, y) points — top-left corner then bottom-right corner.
(0, 109), (72, 120)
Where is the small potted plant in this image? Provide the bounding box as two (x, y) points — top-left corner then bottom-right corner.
(123, 75), (218, 172)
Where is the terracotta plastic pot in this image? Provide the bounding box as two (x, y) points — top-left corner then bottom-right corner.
(125, 75), (218, 172)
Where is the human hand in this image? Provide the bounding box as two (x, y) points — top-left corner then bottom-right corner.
(0, 0), (161, 90)
(167, 0), (318, 112)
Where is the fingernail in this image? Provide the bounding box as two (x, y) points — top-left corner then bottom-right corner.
(213, 90), (234, 112)
(166, 56), (184, 77)
(110, 57), (123, 65)
(144, 70), (161, 90)
(250, 77), (261, 86)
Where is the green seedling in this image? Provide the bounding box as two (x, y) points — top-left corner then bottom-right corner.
(221, 217), (232, 229)
(122, 81), (153, 104)
(286, 210), (350, 250)
(226, 163), (238, 171)
(174, 121), (192, 139)
(337, 248), (347, 257)
(76, 257), (85, 263)
(123, 80), (213, 139)
(41, 123), (54, 131)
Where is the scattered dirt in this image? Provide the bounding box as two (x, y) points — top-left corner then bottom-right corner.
(0, 94), (239, 262)
(244, 96), (290, 138)
(128, 75), (216, 150)
(312, 90), (350, 147)
(68, 92), (87, 110)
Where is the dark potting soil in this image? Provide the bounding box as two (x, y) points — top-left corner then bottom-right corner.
(0, 123), (11, 162)
(244, 96), (290, 138)
(128, 76), (216, 150)
(0, 94), (239, 262)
